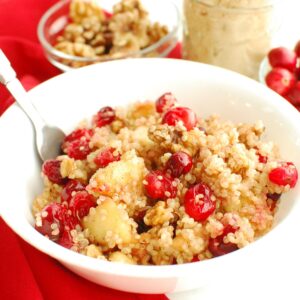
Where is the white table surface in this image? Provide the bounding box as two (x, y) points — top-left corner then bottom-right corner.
(168, 1), (300, 300)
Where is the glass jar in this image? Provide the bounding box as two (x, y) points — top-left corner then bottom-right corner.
(183, 0), (282, 79)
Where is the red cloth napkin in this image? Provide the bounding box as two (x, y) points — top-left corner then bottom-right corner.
(0, 0), (182, 299)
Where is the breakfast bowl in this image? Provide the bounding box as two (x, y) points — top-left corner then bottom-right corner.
(37, 0), (180, 72)
(0, 59), (300, 294)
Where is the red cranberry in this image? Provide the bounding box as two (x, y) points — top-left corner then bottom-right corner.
(144, 170), (177, 200)
(268, 47), (297, 72)
(165, 151), (193, 178)
(269, 162), (298, 188)
(191, 256), (200, 262)
(58, 230), (74, 249)
(208, 236), (238, 257)
(265, 68), (296, 96)
(155, 92), (177, 113)
(62, 128), (93, 160)
(69, 191), (96, 220)
(61, 180), (86, 204)
(94, 147), (121, 168)
(63, 212), (79, 231)
(63, 128), (93, 144)
(286, 81), (300, 106)
(35, 203), (65, 241)
(134, 209), (151, 234)
(93, 106), (116, 128)
(222, 224), (239, 235)
(162, 107), (197, 131)
(65, 139), (91, 160)
(295, 67), (300, 80)
(267, 193), (281, 201)
(257, 152), (268, 164)
(184, 183), (216, 222)
(42, 160), (65, 185)
(294, 40), (300, 57)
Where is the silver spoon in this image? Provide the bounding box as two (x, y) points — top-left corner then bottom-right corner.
(0, 49), (65, 162)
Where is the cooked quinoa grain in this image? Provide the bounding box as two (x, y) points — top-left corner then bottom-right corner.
(33, 93), (298, 265)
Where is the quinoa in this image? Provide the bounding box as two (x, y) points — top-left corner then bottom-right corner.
(32, 93), (298, 265)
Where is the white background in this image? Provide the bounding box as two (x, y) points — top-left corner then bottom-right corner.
(168, 1), (300, 300)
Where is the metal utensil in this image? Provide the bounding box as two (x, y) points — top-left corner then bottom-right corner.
(0, 49), (65, 161)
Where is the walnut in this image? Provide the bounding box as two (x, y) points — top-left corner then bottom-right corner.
(144, 201), (174, 226)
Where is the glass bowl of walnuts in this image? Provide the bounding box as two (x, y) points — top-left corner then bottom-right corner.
(38, 0), (180, 71)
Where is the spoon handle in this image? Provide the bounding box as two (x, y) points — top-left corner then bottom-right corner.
(0, 49), (45, 129)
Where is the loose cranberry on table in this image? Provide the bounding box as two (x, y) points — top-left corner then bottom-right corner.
(94, 147), (121, 168)
(265, 67), (296, 96)
(69, 191), (96, 220)
(155, 92), (177, 113)
(35, 203), (66, 241)
(42, 159), (65, 185)
(184, 183), (216, 222)
(92, 106), (116, 128)
(61, 179), (86, 204)
(162, 106), (197, 131)
(165, 151), (193, 178)
(268, 162), (298, 188)
(268, 47), (297, 72)
(144, 170), (177, 200)
(286, 81), (300, 106)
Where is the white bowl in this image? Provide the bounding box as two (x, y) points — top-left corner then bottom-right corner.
(0, 59), (300, 294)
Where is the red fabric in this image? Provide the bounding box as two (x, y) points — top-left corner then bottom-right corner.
(0, 0), (181, 299)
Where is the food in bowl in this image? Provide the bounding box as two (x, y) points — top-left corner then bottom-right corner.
(263, 42), (300, 111)
(32, 92), (298, 265)
(53, 0), (168, 67)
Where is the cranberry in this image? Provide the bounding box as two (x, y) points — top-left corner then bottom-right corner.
(162, 107), (197, 131)
(165, 151), (193, 178)
(94, 147), (121, 168)
(191, 256), (200, 262)
(265, 68), (296, 96)
(267, 193), (281, 201)
(69, 191), (96, 220)
(93, 106), (115, 128)
(42, 160), (65, 185)
(63, 212), (79, 231)
(61, 179), (86, 204)
(208, 236), (238, 257)
(268, 47), (297, 72)
(295, 67), (300, 80)
(294, 40), (300, 57)
(144, 170), (177, 200)
(35, 203), (65, 241)
(65, 139), (91, 160)
(184, 183), (216, 222)
(134, 209), (151, 234)
(155, 92), (177, 113)
(58, 230), (74, 249)
(63, 128), (93, 144)
(257, 152), (268, 164)
(269, 162), (298, 188)
(286, 81), (300, 106)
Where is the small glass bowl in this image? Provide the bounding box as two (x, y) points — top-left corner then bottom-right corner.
(37, 0), (180, 72)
